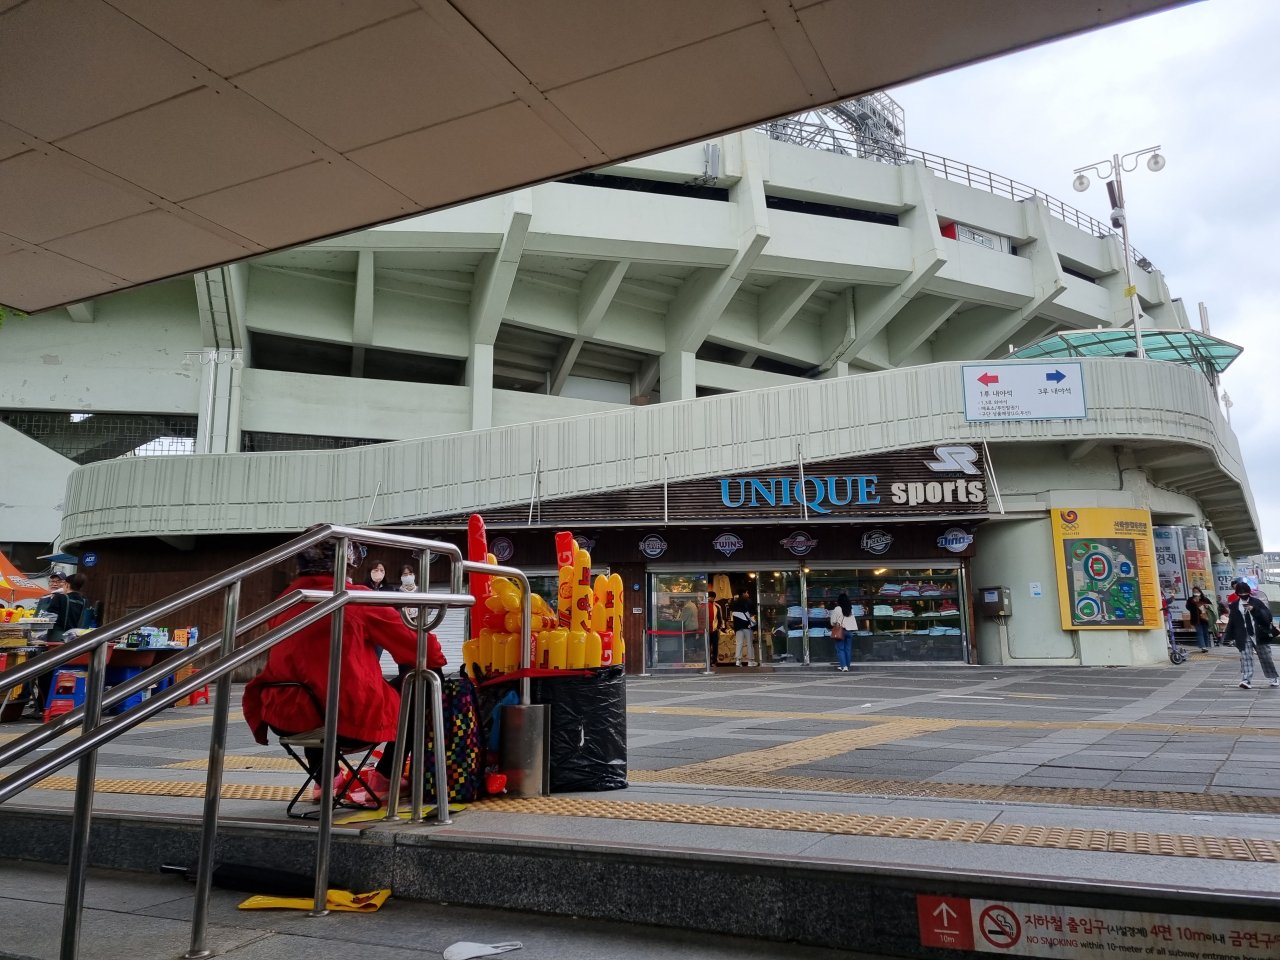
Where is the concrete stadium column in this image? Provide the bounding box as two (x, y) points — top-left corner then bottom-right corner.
(468, 343), (494, 430)
(659, 350), (696, 402)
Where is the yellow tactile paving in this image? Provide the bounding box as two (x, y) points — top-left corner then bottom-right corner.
(474, 796), (1280, 863)
(626, 768), (1280, 815)
(163, 755), (297, 771)
(653, 719), (957, 777)
(31, 776), (298, 801)
(628, 706), (1280, 738)
(19, 776), (1280, 863)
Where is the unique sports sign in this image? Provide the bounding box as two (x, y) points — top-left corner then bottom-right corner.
(430, 445), (989, 526)
(962, 361), (1086, 421)
(917, 894), (1280, 960)
(1050, 508), (1160, 630)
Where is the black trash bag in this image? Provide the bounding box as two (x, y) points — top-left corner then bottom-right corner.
(532, 665), (627, 792)
(161, 863), (317, 897)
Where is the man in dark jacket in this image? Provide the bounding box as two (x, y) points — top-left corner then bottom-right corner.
(1223, 582), (1277, 689)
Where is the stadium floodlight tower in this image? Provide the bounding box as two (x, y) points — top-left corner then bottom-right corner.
(760, 92), (907, 162)
(1072, 146), (1166, 358)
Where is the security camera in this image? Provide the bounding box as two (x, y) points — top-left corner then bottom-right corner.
(1072, 174), (1090, 193)
(1146, 153), (1166, 172)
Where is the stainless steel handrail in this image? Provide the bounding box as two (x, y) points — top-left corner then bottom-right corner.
(0, 523), (493, 960)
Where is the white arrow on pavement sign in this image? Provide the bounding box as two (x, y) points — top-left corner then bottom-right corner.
(961, 361), (1086, 421)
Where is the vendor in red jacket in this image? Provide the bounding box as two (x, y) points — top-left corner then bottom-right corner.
(243, 540), (445, 802)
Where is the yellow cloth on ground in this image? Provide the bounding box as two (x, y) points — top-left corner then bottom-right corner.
(334, 802), (466, 825)
(238, 889), (391, 912)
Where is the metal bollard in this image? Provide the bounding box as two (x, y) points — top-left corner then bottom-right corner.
(499, 703), (548, 797)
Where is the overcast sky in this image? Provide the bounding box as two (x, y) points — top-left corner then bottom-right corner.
(889, 0), (1279, 551)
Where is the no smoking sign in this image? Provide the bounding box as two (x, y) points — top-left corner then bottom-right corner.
(919, 896), (1022, 952)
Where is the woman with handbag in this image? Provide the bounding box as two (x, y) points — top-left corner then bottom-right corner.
(830, 593), (858, 672)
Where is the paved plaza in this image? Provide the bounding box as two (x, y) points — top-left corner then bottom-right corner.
(3, 648), (1280, 958)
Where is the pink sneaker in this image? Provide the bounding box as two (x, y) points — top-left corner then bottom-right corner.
(311, 773), (347, 803)
(345, 770), (392, 808)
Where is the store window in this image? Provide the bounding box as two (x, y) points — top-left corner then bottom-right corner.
(649, 573), (708, 668)
(758, 570), (802, 663)
(806, 567), (966, 662)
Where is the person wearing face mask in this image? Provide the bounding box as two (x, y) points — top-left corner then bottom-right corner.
(1186, 586), (1213, 652)
(243, 541), (446, 806)
(399, 564), (417, 592)
(365, 561), (391, 592)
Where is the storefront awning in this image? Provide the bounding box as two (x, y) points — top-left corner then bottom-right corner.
(1011, 329), (1241, 380)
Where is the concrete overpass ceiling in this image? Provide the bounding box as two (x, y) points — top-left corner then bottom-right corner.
(0, 0), (1187, 313)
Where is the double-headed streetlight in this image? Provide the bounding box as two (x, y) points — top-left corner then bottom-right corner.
(1072, 146), (1165, 358)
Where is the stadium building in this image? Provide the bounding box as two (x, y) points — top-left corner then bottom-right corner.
(0, 99), (1258, 668)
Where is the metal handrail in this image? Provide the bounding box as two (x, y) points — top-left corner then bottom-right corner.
(757, 118), (1153, 272)
(0, 523), (498, 960)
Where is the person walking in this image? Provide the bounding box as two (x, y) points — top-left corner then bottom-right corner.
(1223, 581), (1278, 689)
(830, 593), (858, 672)
(1186, 586), (1212, 652)
(730, 589), (756, 666)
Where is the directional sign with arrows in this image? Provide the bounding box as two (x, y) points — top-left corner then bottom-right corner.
(961, 362), (1086, 421)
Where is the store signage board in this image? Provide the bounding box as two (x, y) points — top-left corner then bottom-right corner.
(962, 362), (1086, 421)
(1049, 508), (1160, 630)
(916, 894), (1280, 959)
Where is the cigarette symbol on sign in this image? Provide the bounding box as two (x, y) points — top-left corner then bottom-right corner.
(979, 905), (1021, 949)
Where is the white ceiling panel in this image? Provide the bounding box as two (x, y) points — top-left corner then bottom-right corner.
(0, 0), (1187, 312)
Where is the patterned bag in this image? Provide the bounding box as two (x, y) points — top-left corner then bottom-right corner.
(421, 675), (483, 802)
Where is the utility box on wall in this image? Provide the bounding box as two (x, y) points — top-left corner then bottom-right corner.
(977, 586), (1012, 618)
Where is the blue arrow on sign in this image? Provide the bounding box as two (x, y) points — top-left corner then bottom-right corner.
(1045, 370), (1066, 384)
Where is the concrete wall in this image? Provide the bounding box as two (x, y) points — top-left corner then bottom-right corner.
(0, 422), (75, 543)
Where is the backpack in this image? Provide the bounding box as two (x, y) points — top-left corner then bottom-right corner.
(420, 675), (483, 803)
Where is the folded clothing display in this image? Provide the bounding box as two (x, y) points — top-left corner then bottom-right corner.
(920, 609), (941, 618)
(891, 603), (913, 617)
(809, 627), (829, 637)
(928, 624), (962, 635)
(899, 582), (920, 597)
(788, 606), (806, 619)
(879, 583), (902, 596)
(872, 604), (894, 616)
(852, 604), (865, 617)
(806, 607), (828, 620)
(939, 600), (958, 615)
(787, 628), (804, 638)
(920, 583), (943, 597)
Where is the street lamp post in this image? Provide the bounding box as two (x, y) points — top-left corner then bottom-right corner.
(1072, 146), (1165, 359)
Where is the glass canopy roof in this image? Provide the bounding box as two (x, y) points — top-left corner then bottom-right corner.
(1011, 328), (1241, 380)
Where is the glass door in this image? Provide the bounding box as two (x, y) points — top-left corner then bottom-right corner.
(648, 573), (708, 668)
(757, 570), (802, 664)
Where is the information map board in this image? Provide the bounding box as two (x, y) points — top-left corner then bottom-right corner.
(1050, 508), (1160, 630)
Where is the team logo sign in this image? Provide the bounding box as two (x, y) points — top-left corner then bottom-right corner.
(575, 535), (597, 552)
(861, 529), (893, 555)
(638, 534), (668, 559)
(780, 531), (818, 556)
(712, 532), (744, 557)
(490, 537), (514, 562)
(937, 528), (973, 553)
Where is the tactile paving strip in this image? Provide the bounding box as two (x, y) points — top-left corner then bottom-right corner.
(630, 705), (1280, 738)
(668, 719), (955, 776)
(626, 769), (1280, 814)
(476, 796), (1280, 863)
(163, 755), (298, 771)
(31, 776), (298, 802)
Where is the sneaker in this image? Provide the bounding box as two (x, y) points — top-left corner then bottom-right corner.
(312, 773), (347, 803)
(1240, 680), (1251, 689)
(735, 660), (742, 667)
(346, 770), (392, 808)
(1271, 678), (1279, 688)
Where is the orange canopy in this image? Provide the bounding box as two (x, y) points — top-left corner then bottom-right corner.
(0, 551), (45, 603)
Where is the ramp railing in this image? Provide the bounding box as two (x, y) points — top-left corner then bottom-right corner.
(0, 524), (527, 960)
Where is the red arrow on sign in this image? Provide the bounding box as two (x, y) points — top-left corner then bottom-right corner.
(977, 372), (999, 386)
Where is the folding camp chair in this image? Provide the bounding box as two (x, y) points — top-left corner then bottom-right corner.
(258, 681), (382, 820)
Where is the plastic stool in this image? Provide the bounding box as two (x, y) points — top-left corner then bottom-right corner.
(43, 668), (88, 723)
(187, 669), (209, 706)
